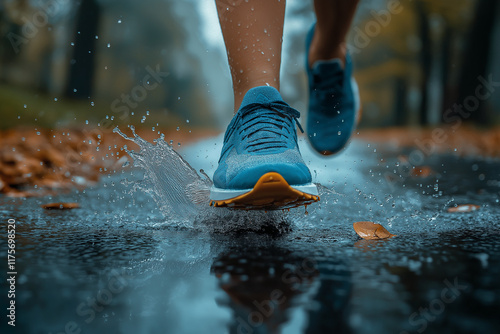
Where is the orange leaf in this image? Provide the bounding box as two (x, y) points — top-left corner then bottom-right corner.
(41, 202), (80, 210)
(375, 225), (396, 239)
(447, 204), (480, 213)
(411, 166), (433, 177)
(353, 221), (396, 240)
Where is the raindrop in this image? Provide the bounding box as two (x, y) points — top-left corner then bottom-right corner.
(85, 120), (89, 125)
(176, 127), (180, 131)
(117, 19), (122, 24)
(186, 119), (190, 123)
(107, 43), (111, 48)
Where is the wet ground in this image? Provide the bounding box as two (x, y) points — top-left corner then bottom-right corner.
(1, 136), (500, 334)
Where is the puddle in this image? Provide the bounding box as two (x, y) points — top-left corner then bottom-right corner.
(2, 130), (499, 334)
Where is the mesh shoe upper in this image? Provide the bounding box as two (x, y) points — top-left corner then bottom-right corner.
(213, 86), (312, 190)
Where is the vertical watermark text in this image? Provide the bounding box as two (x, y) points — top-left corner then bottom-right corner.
(6, 218), (17, 327)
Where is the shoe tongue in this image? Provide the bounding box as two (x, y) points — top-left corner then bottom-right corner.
(311, 58), (343, 77)
(239, 86), (283, 109)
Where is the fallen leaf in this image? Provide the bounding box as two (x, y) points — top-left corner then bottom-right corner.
(353, 221), (396, 240)
(41, 202), (80, 210)
(411, 166), (433, 177)
(447, 204), (480, 213)
(375, 225), (396, 239)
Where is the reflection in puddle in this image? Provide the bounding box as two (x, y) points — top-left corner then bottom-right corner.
(211, 242), (352, 333)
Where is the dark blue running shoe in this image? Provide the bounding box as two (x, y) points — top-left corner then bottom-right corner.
(306, 23), (361, 155)
(210, 86), (319, 210)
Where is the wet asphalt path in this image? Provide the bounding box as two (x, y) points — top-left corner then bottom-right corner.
(1, 137), (499, 334)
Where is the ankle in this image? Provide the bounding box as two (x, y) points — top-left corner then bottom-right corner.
(308, 36), (347, 68)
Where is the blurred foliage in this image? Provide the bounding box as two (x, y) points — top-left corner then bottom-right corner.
(0, 0), (498, 130)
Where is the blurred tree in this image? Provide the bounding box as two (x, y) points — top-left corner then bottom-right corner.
(64, 0), (101, 99)
(415, 0), (432, 125)
(457, 0), (498, 124)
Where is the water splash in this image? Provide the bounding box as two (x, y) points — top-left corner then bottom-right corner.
(114, 126), (211, 225)
(113, 127), (295, 232)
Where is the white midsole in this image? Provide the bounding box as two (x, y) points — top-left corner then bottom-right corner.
(209, 183), (319, 201)
(351, 77), (361, 117)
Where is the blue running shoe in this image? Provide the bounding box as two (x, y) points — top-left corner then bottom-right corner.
(210, 86), (319, 210)
(306, 23), (361, 155)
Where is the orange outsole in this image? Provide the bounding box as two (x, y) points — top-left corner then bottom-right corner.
(209, 172), (320, 210)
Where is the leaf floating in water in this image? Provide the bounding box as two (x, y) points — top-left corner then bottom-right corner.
(447, 204), (480, 213)
(374, 225), (396, 239)
(41, 202), (80, 210)
(411, 166), (433, 177)
(353, 221), (396, 240)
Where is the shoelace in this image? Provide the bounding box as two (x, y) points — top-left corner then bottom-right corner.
(236, 101), (304, 153)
